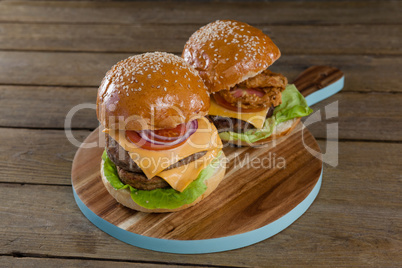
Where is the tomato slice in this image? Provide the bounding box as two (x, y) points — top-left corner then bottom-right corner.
(126, 130), (187, 151)
(213, 92), (267, 113)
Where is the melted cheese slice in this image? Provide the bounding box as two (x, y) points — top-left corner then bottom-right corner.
(106, 118), (222, 187)
(208, 97), (269, 129)
(157, 148), (219, 192)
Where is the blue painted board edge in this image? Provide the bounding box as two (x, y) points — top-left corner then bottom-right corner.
(305, 76), (344, 107)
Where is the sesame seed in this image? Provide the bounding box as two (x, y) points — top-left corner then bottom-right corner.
(106, 52), (203, 97)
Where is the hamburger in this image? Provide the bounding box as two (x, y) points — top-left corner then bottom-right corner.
(96, 52), (226, 213)
(182, 20), (312, 146)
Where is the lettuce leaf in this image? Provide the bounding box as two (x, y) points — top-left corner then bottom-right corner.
(218, 117), (275, 143)
(102, 150), (221, 210)
(219, 84), (312, 143)
(273, 84), (313, 124)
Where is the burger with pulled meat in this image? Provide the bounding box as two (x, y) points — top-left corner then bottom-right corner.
(182, 20), (312, 146)
(97, 52), (225, 212)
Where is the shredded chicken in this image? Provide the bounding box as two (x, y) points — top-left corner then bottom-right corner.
(219, 69), (288, 109)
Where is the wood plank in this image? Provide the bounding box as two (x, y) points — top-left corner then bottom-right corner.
(1, 23), (400, 55)
(0, 86), (98, 129)
(306, 92), (402, 142)
(0, 51), (126, 87)
(1, 141), (400, 266)
(0, 51), (401, 93)
(272, 55), (402, 94)
(1, 87), (401, 141)
(0, 1), (401, 25)
(0, 256), (192, 268)
(0, 128), (90, 185)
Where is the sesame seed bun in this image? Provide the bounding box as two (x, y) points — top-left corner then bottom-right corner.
(182, 20), (281, 93)
(97, 52), (210, 131)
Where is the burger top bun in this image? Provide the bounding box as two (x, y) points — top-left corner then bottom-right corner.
(182, 20), (281, 93)
(97, 52), (210, 131)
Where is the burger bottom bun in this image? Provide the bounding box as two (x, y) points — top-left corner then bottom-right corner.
(100, 152), (226, 213)
(227, 118), (301, 147)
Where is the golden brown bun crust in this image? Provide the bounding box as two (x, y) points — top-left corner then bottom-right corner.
(97, 52), (210, 131)
(100, 153), (226, 213)
(182, 20), (281, 93)
(227, 118), (301, 147)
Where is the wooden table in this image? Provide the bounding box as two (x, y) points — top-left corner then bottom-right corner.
(1, 1), (401, 267)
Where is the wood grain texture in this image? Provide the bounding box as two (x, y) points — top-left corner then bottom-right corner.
(1, 141), (400, 266)
(0, 256), (188, 268)
(0, 86), (98, 129)
(0, 128), (90, 185)
(306, 92), (402, 142)
(0, 52), (400, 93)
(0, 1), (400, 25)
(1, 23), (400, 55)
(72, 123), (322, 240)
(293, 66), (344, 97)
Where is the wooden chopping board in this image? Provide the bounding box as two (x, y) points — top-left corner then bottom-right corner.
(71, 66), (343, 253)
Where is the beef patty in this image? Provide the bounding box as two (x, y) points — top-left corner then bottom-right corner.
(208, 105), (274, 133)
(105, 134), (207, 190)
(116, 166), (171, 190)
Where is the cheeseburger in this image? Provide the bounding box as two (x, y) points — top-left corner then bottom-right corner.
(97, 52), (225, 213)
(182, 20), (312, 146)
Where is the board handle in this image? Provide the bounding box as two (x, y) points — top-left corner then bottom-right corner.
(292, 66), (344, 106)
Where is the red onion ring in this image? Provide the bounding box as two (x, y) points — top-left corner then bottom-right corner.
(138, 120), (198, 146)
(231, 88), (244, 98)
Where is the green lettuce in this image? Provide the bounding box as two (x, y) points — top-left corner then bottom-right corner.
(219, 117), (275, 144)
(219, 84), (312, 143)
(102, 150), (221, 210)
